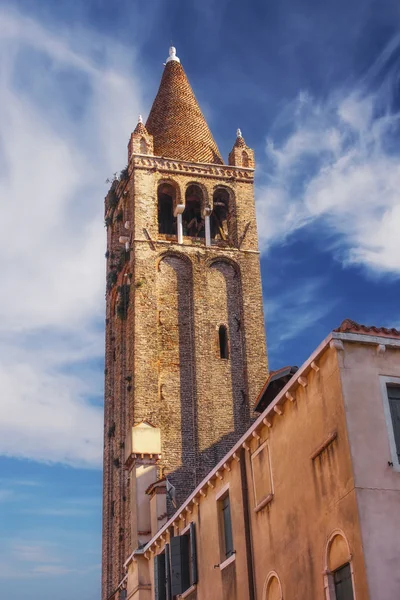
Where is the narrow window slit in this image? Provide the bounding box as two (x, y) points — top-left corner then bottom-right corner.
(219, 325), (229, 359)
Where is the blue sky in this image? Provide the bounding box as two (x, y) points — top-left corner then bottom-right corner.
(1, 0), (400, 598)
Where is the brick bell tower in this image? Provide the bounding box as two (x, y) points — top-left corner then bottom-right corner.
(102, 46), (268, 599)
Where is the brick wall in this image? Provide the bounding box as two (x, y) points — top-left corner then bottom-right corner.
(101, 155), (268, 599)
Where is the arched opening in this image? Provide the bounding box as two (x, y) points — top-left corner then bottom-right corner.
(324, 531), (355, 600)
(218, 325), (229, 359)
(211, 189), (230, 241)
(183, 185), (204, 238)
(158, 183), (177, 235)
(263, 572), (283, 600)
(140, 137), (148, 154)
(242, 150), (249, 167)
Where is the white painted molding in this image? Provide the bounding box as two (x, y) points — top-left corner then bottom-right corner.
(298, 376), (308, 388)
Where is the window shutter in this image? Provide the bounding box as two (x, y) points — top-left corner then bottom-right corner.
(165, 543), (172, 600)
(170, 535), (190, 596)
(334, 563), (354, 600)
(388, 386), (400, 459)
(154, 553), (166, 600)
(189, 522), (198, 585)
(222, 496), (234, 557)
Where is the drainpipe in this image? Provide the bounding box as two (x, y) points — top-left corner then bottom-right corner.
(240, 446), (256, 600)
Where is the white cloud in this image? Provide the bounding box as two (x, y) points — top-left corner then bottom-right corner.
(256, 35), (400, 277)
(0, 9), (143, 467)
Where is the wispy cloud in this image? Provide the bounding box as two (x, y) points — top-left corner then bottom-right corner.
(22, 507), (93, 517)
(0, 9), (143, 467)
(0, 539), (100, 579)
(265, 277), (337, 354)
(10, 542), (61, 564)
(0, 489), (14, 502)
(0, 478), (42, 487)
(31, 565), (75, 575)
(256, 34), (400, 277)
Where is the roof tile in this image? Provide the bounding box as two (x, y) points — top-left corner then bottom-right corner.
(146, 60), (223, 164)
(335, 318), (400, 338)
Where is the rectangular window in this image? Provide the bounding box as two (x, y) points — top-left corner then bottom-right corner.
(154, 552), (166, 600)
(180, 522), (198, 587)
(387, 385), (400, 462)
(171, 534), (190, 596)
(333, 563), (354, 600)
(251, 441), (273, 509)
(221, 494), (234, 559)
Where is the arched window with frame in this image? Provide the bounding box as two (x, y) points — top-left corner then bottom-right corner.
(158, 183), (177, 235)
(263, 572), (283, 600)
(211, 188), (230, 242)
(324, 531), (355, 600)
(183, 185), (205, 238)
(242, 150), (249, 167)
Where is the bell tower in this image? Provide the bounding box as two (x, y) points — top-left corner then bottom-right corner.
(101, 47), (268, 600)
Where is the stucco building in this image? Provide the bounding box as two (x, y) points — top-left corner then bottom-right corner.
(102, 47), (267, 600)
(123, 320), (400, 600)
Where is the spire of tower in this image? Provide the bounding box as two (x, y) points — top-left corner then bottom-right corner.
(146, 47), (223, 164)
(165, 46), (180, 64)
(133, 114), (148, 135)
(234, 128), (247, 148)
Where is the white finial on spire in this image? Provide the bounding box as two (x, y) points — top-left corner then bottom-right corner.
(237, 128), (242, 138)
(138, 115), (143, 123)
(166, 46), (180, 64)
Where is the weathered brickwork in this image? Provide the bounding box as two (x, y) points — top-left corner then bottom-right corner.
(146, 60), (223, 164)
(101, 54), (268, 600)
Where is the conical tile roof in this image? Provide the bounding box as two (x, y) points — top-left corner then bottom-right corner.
(146, 58), (223, 164)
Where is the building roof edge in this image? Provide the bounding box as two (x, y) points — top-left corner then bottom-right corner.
(125, 326), (400, 568)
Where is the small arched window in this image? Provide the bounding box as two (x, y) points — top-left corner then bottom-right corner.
(140, 137), (148, 154)
(183, 185), (205, 238)
(325, 532), (355, 600)
(218, 325), (229, 359)
(158, 183), (177, 235)
(211, 189), (230, 241)
(242, 151), (249, 167)
(263, 572), (283, 600)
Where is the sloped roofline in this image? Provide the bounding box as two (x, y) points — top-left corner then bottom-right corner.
(125, 326), (400, 566)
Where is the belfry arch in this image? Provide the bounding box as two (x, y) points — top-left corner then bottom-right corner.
(211, 187), (234, 243)
(157, 181), (178, 235)
(183, 184), (205, 238)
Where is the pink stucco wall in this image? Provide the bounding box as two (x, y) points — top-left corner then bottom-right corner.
(339, 341), (400, 600)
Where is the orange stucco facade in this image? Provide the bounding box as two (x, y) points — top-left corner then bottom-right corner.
(121, 329), (400, 600)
